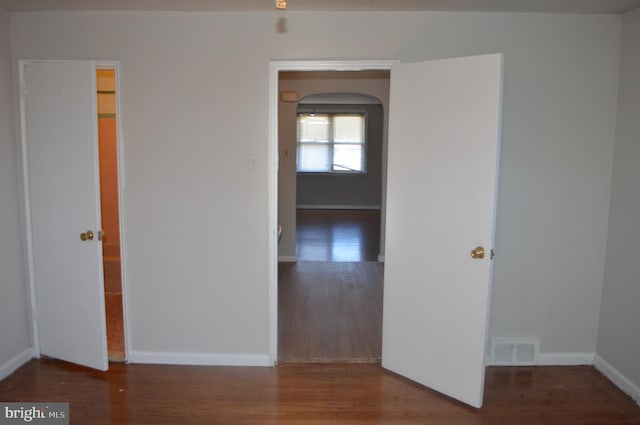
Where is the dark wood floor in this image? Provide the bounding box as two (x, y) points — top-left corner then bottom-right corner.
(1, 359), (639, 424)
(278, 261), (383, 362)
(279, 209), (383, 362)
(296, 209), (380, 262)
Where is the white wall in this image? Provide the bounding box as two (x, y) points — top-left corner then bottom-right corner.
(9, 10), (620, 361)
(0, 8), (32, 379)
(596, 6), (640, 400)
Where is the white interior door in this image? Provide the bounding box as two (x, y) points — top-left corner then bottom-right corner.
(23, 61), (108, 371)
(381, 54), (503, 408)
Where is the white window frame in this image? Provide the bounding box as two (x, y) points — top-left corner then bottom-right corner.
(296, 112), (367, 174)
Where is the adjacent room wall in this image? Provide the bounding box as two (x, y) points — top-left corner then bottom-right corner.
(296, 103), (384, 209)
(0, 8), (31, 379)
(596, 6), (640, 402)
(9, 11), (620, 362)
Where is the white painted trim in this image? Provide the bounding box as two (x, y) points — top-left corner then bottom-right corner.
(296, 204), (381, 210)
(278, 256), (297, 262)
(487, 352), (595, 366)
(594, 354), (640, 405)
(0, 348), (34, 381)
(268, 62), (279, 366)
(90, 61), (110, 371)
(535, 352), (595, 366)
(129, 351), (272, 367)
(18, 60), (42, 357)
(269, 60), (398, 366)
(271, 60), (399, 73)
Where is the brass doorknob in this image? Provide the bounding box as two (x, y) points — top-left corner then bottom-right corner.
(470, 246), (485, 259)
(80, 230), (94, 241)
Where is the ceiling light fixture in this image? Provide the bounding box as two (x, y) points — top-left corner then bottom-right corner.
(275, 0), (287, 10)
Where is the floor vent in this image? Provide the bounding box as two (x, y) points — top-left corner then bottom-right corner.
(490, 338), (539, 365)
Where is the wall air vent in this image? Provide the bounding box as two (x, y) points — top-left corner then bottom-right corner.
(490, 338), (539, 365)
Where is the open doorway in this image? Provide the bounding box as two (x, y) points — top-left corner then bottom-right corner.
(276, 70), (390, 362)
(270, 56), (503, 407)
(96, 68), (125, 362)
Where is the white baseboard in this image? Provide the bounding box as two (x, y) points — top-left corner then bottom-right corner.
(129, 350), (273, 367)
(594, 354), (640, 405)
(536, 352), (595, 366)
(297, 204), (381, 210)
(490, 351), (595, 366)
(278, 256), (297, 262)
(0, 348), (34, 381)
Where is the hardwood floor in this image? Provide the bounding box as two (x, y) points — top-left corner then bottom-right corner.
(278, 261), (383, 362)
(296, 209), (380, 262)
(105, 292), (125, 362)
(279, 209), (383, 362)
(1, 359), (639, 424)
(104, 256), (125, 362)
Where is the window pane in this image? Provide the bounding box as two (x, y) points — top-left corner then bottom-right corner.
(298, 143), (330, 172)
(296, 112), (366, 173)
(298, 115), (330, 141)
(333, 145), (363, 172)
(333, 115), (364, 144)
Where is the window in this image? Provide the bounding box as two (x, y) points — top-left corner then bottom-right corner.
(297, 113), (366, 173)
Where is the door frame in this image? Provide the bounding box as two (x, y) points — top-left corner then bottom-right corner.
(267, 60), (398, 364)
(18, 59), (130, 361)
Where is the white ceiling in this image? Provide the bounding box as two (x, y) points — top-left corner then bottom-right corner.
(1, 0), (640, 14)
